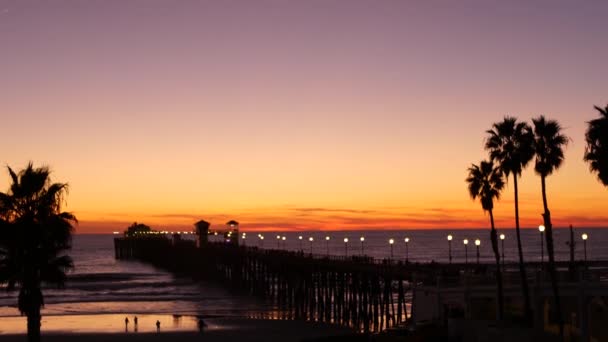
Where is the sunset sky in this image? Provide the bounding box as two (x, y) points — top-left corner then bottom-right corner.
(1, 1), (607, 233)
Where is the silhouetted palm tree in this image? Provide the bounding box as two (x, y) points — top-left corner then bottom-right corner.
(0, 163), (76, 342)
(532, 116), (568, 340)
(584, 104), (608, 186)
(466, 160), (505, 320)
(485, 116), (534, 321)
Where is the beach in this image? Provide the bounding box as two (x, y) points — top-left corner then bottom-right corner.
(0, 317), (356, 342)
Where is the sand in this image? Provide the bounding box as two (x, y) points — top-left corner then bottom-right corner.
(0, 318), (358, 342)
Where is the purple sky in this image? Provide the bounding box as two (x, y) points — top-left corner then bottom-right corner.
(1, 1), (607, 232)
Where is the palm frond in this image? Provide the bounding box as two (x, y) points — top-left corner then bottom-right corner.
(485, 116), (534, 178)
(584, 104), (608, 186)
(466, 160), (504, 211)
(532, 115), (569, 177)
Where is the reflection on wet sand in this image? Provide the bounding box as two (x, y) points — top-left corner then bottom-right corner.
(0, 314), (222, 335)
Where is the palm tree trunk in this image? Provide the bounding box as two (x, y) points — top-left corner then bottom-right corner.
(541, 175), (564, 341)
(26, 307), (41, 342)
(513, 175), (532, 322)
(489, 209), (504, 321)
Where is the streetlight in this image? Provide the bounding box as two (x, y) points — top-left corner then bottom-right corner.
(475, 239), (481, 264)
(260, 235), (264, 248)
(344, 237), (349, 257)
(360, 237), (365, 255)
(325, 236), (330, 256)
(499, 233), (505, 269)
(539, 225), (545, 269)
(389, 239), (395, 259)
(463, 239), (469, 265)
(277, 235), (281, 249)
(447, 234), (453, 264)
(298, 235), (303, 251)
(242, 233), (246, 246)
(309, 237), (314, 255)
(282, 236), (286, 249)
(404, 237), (410, 263)
(582, 233), (588, 263)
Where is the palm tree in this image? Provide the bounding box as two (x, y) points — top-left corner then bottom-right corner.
(0, 163), (76, 342)
(485, 117), (534, 321)
(584, 104), (608, 186)
(532, 116), (568, 340)
(466, 160), (505, 320)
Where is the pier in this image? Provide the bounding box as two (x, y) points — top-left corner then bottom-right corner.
(114, 235), (608, 340)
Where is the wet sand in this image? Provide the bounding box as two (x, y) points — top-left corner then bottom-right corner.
(0, 317), (356, 342)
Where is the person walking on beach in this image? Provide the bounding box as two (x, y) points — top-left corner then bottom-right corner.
(124, 317), (129, 332)
(133, 316), (138, 332)
(156, 320), (161, 333)
(197, 318), (207, 334)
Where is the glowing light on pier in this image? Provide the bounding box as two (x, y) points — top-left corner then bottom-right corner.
(582, 233), (589, 262)
(538, 225), (545, 266)
(447, 234), (453, 264)
(404, 237), (410, 263)
(360, 236), (365, 255)
(343, 237), (348, 257)
(475, 239), (481, 264)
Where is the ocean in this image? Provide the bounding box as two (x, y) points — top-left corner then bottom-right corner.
(0, 228), (606, 332)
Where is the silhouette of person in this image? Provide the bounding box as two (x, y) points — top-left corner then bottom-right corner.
(156, 320), (161, 333)
(133, 316), (138, 332)
(124, 317), (129, 332)
(197, 318), (207, 334)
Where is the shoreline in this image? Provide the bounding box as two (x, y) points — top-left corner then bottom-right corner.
(0, 316), (356, 341)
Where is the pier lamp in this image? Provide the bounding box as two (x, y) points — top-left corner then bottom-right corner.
(404, 237), (410, 263)
(282, 236), (286, 249)
(447, 234), (453, 264)
(309, 237), (314, 254)
(242, 233), (246, 246)
(463, 239), (469, 265)
(260, 235), (264, 248)
(360, 237), (365, 255)
(325, 236), (330, 256)
(344, 238), (349, 257)
(582, 233), (588, 263)
(389, 239), (395, 259)
(475, 239), (481, 264)
(499, 234), (505, 269)
(277, 235), (281, 249)
(538, 225), (545, 268)
(298, 235), (303, 251)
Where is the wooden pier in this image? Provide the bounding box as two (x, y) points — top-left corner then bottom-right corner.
(114, 236), (454, 332)
(114, 235), (608, 338)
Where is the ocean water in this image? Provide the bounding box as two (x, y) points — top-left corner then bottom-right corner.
(0, 228), (606, 321)
(241, 227), (608, 263)
(0, 234), (268, 320)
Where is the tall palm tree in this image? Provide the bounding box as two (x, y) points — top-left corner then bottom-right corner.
(532, 116), (568, 340)
(584, 104), (608, 186)
(485, 117), (534, 321)
(0, 163), (76, 342)
(466, 160), (505, 320)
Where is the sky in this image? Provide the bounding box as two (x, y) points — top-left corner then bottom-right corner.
(0, 0), (607, 233)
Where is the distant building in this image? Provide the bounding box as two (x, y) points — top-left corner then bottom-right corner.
(194, 220), (210, 248)
(225, 220), (239, 246)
